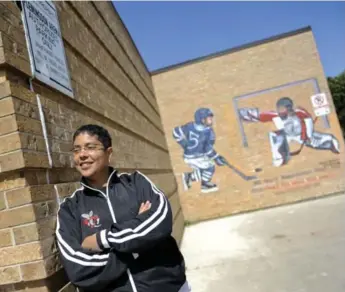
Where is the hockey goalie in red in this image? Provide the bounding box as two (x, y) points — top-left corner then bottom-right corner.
(239, 97), (340, 167)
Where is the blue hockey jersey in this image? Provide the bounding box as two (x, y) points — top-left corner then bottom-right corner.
(173, 122), (218, 159)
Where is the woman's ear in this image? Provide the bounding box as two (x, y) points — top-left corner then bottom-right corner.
(106, 147), (113, 163)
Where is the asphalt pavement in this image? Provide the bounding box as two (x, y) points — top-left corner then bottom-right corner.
(181, 194), (345, 292)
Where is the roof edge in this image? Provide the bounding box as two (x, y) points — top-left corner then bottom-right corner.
(111, 3), (151, 74)
(151, 26), (312, 75)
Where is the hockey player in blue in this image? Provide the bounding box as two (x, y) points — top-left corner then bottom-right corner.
(173, 108), (228, 193)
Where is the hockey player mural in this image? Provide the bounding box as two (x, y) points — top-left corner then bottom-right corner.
(173, 108), (228, 193)
(238, 97), (340, 167)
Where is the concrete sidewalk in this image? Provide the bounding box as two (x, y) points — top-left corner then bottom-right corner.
(181, 194), (345, 292)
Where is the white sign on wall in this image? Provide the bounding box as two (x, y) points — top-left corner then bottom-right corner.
(22, 0), (74, 98)
(310, 93), (330, 117)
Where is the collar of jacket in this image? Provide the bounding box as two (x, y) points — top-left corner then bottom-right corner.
(80, 167), (118, 195)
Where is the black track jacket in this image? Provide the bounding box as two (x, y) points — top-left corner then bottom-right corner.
(56, 168), (186, 292)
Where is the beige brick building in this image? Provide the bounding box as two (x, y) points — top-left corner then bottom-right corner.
(0, 2), (183, 291)
(152, 27), (345, 223)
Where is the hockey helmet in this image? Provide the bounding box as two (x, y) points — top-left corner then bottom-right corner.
(194, 108), (214, 125)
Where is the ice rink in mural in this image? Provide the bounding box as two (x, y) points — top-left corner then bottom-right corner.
(238, 97), (340, 167)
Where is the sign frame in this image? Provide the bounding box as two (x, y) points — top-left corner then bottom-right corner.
(310, 93), (330, 117)
(21, 0), (74, 98)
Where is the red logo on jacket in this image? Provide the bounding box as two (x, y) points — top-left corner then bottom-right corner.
(81, 211), (101, 228)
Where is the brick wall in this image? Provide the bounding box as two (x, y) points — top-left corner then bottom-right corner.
(0, 2), (184, 291)
(152, 27), (345, 223)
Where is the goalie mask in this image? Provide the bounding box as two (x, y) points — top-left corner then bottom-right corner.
(276, 97), (294, 120)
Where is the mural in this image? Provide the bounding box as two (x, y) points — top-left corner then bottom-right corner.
(172, 81), (341, 197)
(173, 108), (258, 194)
(238, 97), (340, 167)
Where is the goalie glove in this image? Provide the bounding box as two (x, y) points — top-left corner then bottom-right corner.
(238, 108), (260, 122)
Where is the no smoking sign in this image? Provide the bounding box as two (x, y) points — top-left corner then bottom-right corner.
(310, 93), (330, 116)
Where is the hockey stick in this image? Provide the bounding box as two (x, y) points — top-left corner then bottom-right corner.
(223, 160), (258, 181)
(290, 143), (305, 156)
(290, 117), (318, 156)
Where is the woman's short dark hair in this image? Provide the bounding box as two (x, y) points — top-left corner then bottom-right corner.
(73, 124), (112, 149)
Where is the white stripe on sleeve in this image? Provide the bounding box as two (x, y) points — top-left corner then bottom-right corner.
(101, 229), (110, 249)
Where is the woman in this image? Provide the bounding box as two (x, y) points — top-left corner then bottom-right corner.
(56, 124), (190, 292)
